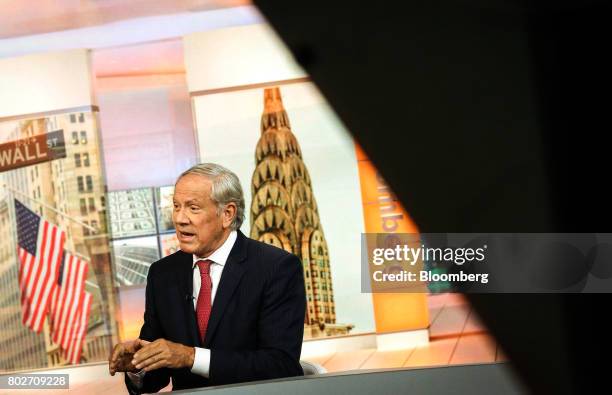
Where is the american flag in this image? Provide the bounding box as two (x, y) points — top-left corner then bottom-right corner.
(64, 291), (92, 364)
(15, 199), (66, 333)
(49, 251), (89, 357)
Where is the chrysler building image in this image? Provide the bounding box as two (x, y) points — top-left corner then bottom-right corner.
(250, 87), (353, 338)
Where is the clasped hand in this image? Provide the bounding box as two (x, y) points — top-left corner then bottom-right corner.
(109, 338), (195, 375)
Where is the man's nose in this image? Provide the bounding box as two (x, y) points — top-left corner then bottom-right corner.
(173, 208), (189, 225)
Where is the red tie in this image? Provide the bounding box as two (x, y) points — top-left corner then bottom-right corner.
(195, 259), (213, 342)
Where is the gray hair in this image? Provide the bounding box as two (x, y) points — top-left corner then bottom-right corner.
(177, 163), (245, 230)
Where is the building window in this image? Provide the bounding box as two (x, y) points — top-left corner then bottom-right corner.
(79, 113), (85, 122)
(80, 131), (87, 144)
(86, 175), (93, 192)
(70, 114), (76, 123)
(77, 176), (84, 192)
(88, 197), (95, 212)
(75, 153), (81, 167)
(80, 199), (87, 216)
(91, 220), (98, 231)
(83, 221), (90, 236)
(83, 153), (90, 167)
(100, 196), (105, 208)
(72, 131), (78, 144)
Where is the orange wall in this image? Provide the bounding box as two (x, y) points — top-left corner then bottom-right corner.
(355, 144), (429, 333)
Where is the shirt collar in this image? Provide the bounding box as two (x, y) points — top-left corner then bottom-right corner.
(192, 230), (237, 269)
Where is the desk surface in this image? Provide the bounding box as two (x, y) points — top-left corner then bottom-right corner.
(174, 362), (526, 395)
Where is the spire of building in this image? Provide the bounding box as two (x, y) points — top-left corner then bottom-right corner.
(260, 87), (291, 132)
(250, 86), (353, 338)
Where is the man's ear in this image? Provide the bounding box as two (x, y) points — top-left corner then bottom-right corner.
(222, 202), (237, 229)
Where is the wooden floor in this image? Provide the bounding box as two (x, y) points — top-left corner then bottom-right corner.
(3, 294), (504, 394)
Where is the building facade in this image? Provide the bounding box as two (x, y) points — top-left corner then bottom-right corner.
(0, 112), (116, 371)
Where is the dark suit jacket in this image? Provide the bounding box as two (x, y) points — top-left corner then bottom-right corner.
(125, 230), (306, 394)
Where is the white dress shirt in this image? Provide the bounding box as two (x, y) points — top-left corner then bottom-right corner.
(128, 230), (237, 387)
(190, 230), (236, 377)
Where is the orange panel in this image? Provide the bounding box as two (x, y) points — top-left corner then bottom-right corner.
(362, 204), (419, 234)
(355, 142), (428, 334)
(372, 293), (429, 332)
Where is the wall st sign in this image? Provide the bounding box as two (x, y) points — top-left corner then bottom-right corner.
(0, 130), (66, 173)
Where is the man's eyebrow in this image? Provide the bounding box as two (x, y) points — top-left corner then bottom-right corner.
(173, 199), (202, 205)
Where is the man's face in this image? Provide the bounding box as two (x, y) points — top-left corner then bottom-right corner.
(172, 174), (226, 257)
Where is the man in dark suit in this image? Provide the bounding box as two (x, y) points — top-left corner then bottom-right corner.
(109, 163), (306, 393)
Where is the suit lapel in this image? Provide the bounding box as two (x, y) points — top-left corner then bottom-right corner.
(175, 250), (200, 347)
(203, 231), (248, 346)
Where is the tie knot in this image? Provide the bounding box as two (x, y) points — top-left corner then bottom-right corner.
(197, 259), (212, 275)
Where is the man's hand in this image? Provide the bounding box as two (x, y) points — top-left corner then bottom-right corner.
(132, 339), (195, 372)
(108, 339), (150, 376)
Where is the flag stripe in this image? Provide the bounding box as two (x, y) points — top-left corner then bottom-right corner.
(19, 249), (36, 322)
(23, 221), (50, 328)
(73, 292), (92, 364)
(51, 255), (71, 344)
(62, 258), (80, 349)
(27, 223), (57, 331)
(51, 254), (70, 344)
(49, 282), (58, 329)
(33, 227), (62, 332)
(18, 248), (30, 297)
(15, 199), (66, 333)
(20, 229), (43, 311)
(17, 248), (25, 284)
(52, 253), (88, 349)
(38, 229), (65, 331)
(64, 259), (87, 348)
(22, 227), (42, 298)
(25, 221), (48, 302)
(62, 292), (84, 362)
(22, 223), (48, 328)
(64, 291), (92, 364)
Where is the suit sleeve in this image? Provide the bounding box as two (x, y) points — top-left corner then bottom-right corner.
(123, 263), (171, 394)
(209, 253), (306, 384)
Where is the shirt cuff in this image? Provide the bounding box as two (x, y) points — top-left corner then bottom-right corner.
(126, 369), (146, 389)
(190, 347), (211, 378)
